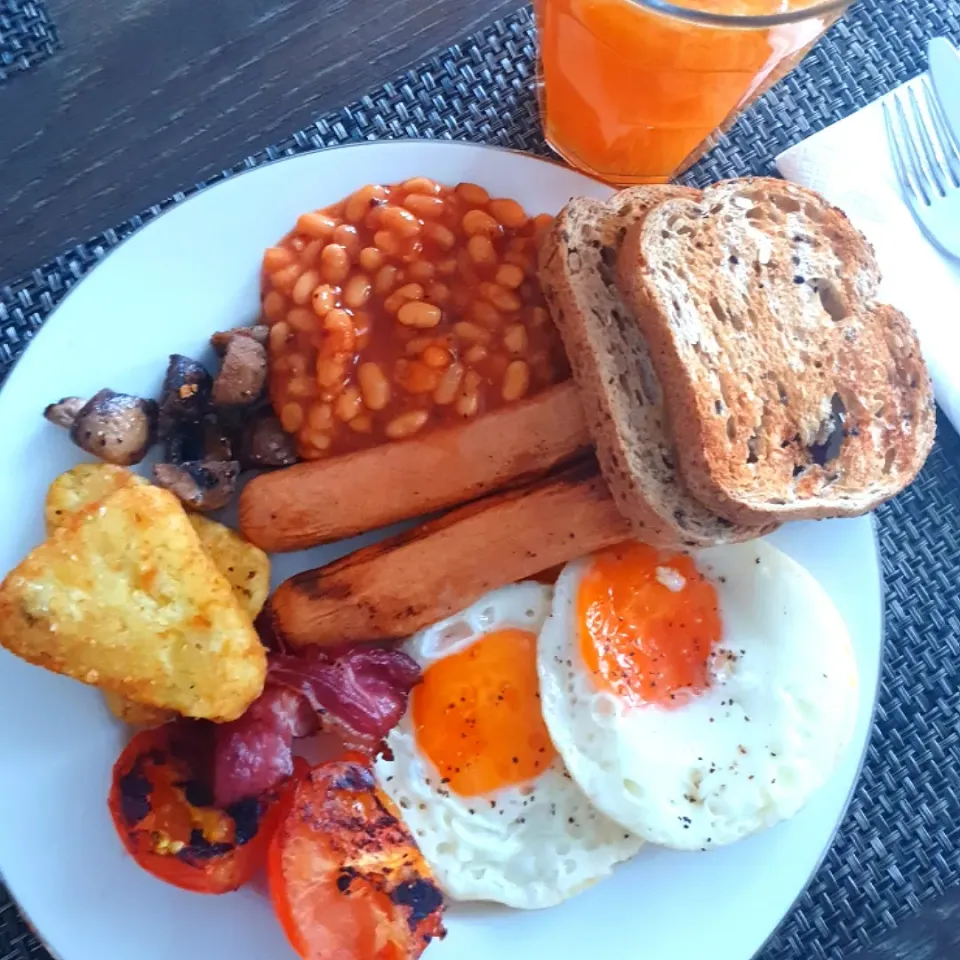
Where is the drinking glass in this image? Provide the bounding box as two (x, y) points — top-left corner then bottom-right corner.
(534, 0), (853, 183)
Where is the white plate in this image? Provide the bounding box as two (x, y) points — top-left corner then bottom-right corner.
(0, 141), (881, 960)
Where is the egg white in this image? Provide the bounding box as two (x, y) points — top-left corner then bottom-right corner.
(538, 540), (859, 851)
(374, 583), (643, 908)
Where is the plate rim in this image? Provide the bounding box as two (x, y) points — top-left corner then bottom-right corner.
(0, 139), (885, 960)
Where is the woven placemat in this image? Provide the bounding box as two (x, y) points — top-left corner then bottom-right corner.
(0, 0), (57, 84)
(2, 1), (960, 958)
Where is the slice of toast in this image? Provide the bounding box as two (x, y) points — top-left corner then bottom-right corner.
(539, 187), (773, 548)
(618, 178), (936, 523)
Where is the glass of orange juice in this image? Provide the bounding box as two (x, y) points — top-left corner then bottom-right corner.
(534, 0), (852, 183)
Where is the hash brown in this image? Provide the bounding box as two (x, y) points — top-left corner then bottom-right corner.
(0, 484), (266, 722)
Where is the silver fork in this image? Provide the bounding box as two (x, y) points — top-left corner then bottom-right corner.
(883, 80), (960, 261)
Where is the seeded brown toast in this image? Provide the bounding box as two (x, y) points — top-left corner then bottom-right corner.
(538, 187), (774, 548)
(618, 178), (936, 523)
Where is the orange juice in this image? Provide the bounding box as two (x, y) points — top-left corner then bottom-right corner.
(534, 0), (848, 182)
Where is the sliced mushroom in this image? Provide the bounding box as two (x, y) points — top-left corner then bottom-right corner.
(165, 415), (235, 464)
(239, 414), (299, 469)
(210, 325), (269, 355)
(45, 389), (158, 466)
(158, 355), (212, 433)
(153, 460), (240, 512)
(44, 397), (87, 430)
(212, 337), (268, 407)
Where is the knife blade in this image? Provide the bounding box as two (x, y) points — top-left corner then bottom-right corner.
(929, 37), (960, 147)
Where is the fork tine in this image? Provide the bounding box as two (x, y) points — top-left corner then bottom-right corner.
(894, 93), (933, 205)
(921, 79), (960, 187)
(884, 99), (923, 206)
(907, 87), (948, 197)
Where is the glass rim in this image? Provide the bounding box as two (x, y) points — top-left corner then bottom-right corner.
(628, 0), (853, 27)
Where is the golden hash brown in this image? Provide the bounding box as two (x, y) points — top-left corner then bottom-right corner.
(45, 463), (147, 532)
(46, 464), (270, 620)
(101, 691), (175, 728)
(0, 484), (266, 722)
(189, 516), (270, 620)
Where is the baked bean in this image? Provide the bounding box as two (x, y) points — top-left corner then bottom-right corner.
(335, 387), (362, 423)
(316, 355), (346, 389)
(397, 301), (442, 329)
(263, 290), (287, 322)
(402, 177), (442, 196)
(263, 246), (295, 272)
(305, 431), (333, 453)
(299, 239), (324, 267)
(503, 323), (529, 356)
(269, 320), (291, 352)
(280, 402), (305, 433)
(468, 234), (497, 267)
(323, 309), (356, 353)
(271, 263), (302, 295)
(384, 283), (425, 315)
(471, 300), (501, 328)
(456, 182), (491, 206)
(380, 206), (422, 238)
(423, 222), (456, 250)
(495, 263), (525, 290)
(287, 307), (316, 334)
(297, 212), (337, 239)
(502, 360), (531, 401)
(345, 185), (388, 224)
(374, 229), (401, 256)
(396, 359), (440, 394)
(287, 376), (317, 399)
(359, 246), (384, 272)
(481, 282), (522, 313)
(421, 345), (450, 369)
(386, 410), (429, 440)
(320, 244), (350, 284)
(533, 213), (555, 242)
(454, 321), (491, 344)
(311, 284), (338, 317)
(462, 209), (501, 238)
(489, 198), (528, 230)
(332, 224), (361, 260)
(374, 264), (400, 296)
(404, 194), (446, 219)
(349, 414), (373, 434)
(266, 179), (561, 459)
(308, 402), (334, 431)
(504, 249), (533, 271)
(433, 362), (464, 405)
(399, 240), (425, 264)
(343, 274), (373, 310)
(427, 281), (451, 305)
(464, 345), (488, 365)
(407, 260), (436, 283)
(292, 269), (321, 306)
(358, 362), (391, 410)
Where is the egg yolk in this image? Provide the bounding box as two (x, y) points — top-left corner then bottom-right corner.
(577, 543), (722, 708)
(412, 628), (557, 797)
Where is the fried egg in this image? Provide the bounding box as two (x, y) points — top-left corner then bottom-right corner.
(374, 583), (642, 908)
(538, 540), (859, 851)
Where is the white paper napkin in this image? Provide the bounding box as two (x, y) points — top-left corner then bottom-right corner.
(776, 73), (960, 431)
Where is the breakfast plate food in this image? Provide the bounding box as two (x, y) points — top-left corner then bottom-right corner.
(0, 141), (930, 960)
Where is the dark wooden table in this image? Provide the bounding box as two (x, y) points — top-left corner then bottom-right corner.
(0, 0), (521, 286)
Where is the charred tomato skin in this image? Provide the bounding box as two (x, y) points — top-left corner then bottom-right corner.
(268, 759), (446, 960)
(108, 723), (287, 894)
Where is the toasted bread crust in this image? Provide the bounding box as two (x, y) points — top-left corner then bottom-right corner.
(539, 186), (774, 547)
(619, 178), (935, 522)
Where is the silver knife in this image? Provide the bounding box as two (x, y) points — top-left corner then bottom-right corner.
(929, 37), (960, 146)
